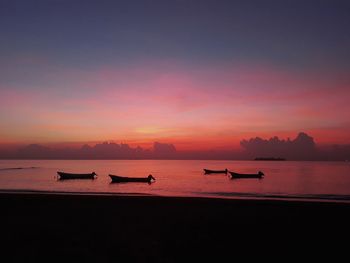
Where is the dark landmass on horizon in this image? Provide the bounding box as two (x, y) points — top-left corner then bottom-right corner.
(0, 132), (349, 161)
(254, 157), (286, 161)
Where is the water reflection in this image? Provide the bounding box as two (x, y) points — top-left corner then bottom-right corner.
(0, 160), (350, 201)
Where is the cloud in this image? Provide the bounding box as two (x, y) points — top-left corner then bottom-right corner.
(240, 132), (317, 160)
(11, 141), (177, 160)
(1, 60), (350, 146)
(1, 132), (349, 160)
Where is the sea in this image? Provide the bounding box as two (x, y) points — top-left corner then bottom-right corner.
(1, 159), (350, 202)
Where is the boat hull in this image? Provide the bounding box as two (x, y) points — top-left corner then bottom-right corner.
(57, 172), (96, 180)
(203, 169), (227, 174)
(109, 174), (153, 183)
(229, 171), (263, 179)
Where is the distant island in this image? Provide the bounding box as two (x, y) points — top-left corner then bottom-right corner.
(254, 157), (286, 161)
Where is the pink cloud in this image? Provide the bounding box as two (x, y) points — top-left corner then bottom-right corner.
(1, 60), (350, 147)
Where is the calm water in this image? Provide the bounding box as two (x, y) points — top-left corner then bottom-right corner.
(1, 160), (350, 202)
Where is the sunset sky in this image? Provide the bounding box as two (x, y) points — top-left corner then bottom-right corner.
(1, 0), (349, 150)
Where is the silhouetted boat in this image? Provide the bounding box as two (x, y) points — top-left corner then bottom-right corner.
(203, 169), (228, 174)
(109, 174), (156, 183)
(229, 171), (264, 179)
(57, 171), (97, 180)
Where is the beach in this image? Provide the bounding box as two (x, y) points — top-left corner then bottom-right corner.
(1, 192), (350, 262)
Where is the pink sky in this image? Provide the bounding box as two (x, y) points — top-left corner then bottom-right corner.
(1, 60), (349, 150)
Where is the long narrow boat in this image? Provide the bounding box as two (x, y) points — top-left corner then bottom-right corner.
(229, 171), (264, 179)
(254, 157), (286, 161)
(57, 171), (97, 180)
(109, 174), (156, 183)
(203, 168), (228, 174)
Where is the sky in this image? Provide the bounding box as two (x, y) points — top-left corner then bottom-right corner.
(1, 0), (350, 150)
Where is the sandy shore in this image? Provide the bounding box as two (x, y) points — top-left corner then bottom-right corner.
(1, 192), (349, 261)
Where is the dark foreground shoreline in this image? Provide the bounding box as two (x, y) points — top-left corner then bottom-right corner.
(1, 193), (350, 261)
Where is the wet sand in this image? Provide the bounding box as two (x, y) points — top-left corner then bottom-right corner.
(1, 192), (349, 261)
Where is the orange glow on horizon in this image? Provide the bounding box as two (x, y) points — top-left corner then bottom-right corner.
(2, 126), (350, 152)
(1, 61), (350, 150)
